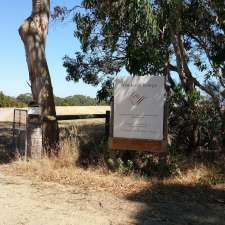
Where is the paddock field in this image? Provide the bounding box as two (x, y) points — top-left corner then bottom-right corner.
(0, 106), (110, 122)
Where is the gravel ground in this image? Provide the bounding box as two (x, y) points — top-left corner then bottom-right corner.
(0, 167), (224, 225)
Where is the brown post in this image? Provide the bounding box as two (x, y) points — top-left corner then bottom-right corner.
(105, 110), (111, 138)
(163, 98), (169, 151)
(110, 97), (114, 138)
(159, 75), (170, 164)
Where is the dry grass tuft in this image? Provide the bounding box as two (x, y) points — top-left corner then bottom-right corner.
(176, 165), (209, 183)
(8, 141), (150, 196)
(4, 142), (223, 197)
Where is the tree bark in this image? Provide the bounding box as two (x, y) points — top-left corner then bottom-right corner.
(169, 3), (194, 95)
(19, 0), (59, 152)
(169, 2), (199, 151)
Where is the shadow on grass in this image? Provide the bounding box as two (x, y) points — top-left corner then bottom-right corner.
(59, 122), (106, 168)
(0, 122), (14, 164)
(126, 182), (225, 225)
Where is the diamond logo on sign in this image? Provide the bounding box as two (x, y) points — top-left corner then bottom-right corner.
(129, 92), (146, 106)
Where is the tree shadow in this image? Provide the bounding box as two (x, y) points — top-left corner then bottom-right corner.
(59, 121), (106, 167)
(75, 123), (106, 168)
(126, 182), (225, 225)
(0, 122), (17, 164)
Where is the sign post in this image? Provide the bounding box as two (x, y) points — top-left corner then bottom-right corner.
(109, 76), (167, 153)
(27, 102), (43, 159)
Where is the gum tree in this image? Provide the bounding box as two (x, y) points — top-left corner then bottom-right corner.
(19, 0), (58, 150)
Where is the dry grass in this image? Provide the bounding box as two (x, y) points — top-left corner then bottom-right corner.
(7, 142), (150, 196)
(164, 164), (216, 185)
(56, 106), (110, 115)
(4, 142), (223, 197)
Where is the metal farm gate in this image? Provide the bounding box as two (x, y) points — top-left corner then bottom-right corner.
(12, 109), (28, 157)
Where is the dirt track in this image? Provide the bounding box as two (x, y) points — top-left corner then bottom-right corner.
(0, 168), (224, 225)
(0, 171), (147, 225)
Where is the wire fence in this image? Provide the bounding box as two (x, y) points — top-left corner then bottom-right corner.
(12, 109), (28, 157)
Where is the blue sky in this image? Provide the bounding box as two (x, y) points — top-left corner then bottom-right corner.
(0, 0), (99, 98)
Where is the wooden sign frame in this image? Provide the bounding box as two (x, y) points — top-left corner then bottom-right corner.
(108, 77), (168, 153)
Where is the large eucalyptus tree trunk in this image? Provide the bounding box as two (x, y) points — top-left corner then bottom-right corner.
(19, 0), (59, 152)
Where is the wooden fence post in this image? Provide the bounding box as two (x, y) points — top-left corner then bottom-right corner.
(105, 110), (110, 138)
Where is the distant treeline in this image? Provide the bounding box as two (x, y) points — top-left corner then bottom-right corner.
(0, 91), (107, 107)
(0, 92), (26, 107)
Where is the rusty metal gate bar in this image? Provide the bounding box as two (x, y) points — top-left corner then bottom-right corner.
(12, 109), (28, 159)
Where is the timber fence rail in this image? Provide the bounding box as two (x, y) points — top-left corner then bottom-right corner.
(56, 114), (107, 121)
(56, 111), (111, 138)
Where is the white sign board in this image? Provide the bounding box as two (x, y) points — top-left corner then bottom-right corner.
(28, 107), (41, 115)
(113, 76), (165, 140)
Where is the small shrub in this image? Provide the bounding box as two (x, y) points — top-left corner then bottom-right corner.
(169, 85), (223, 153)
